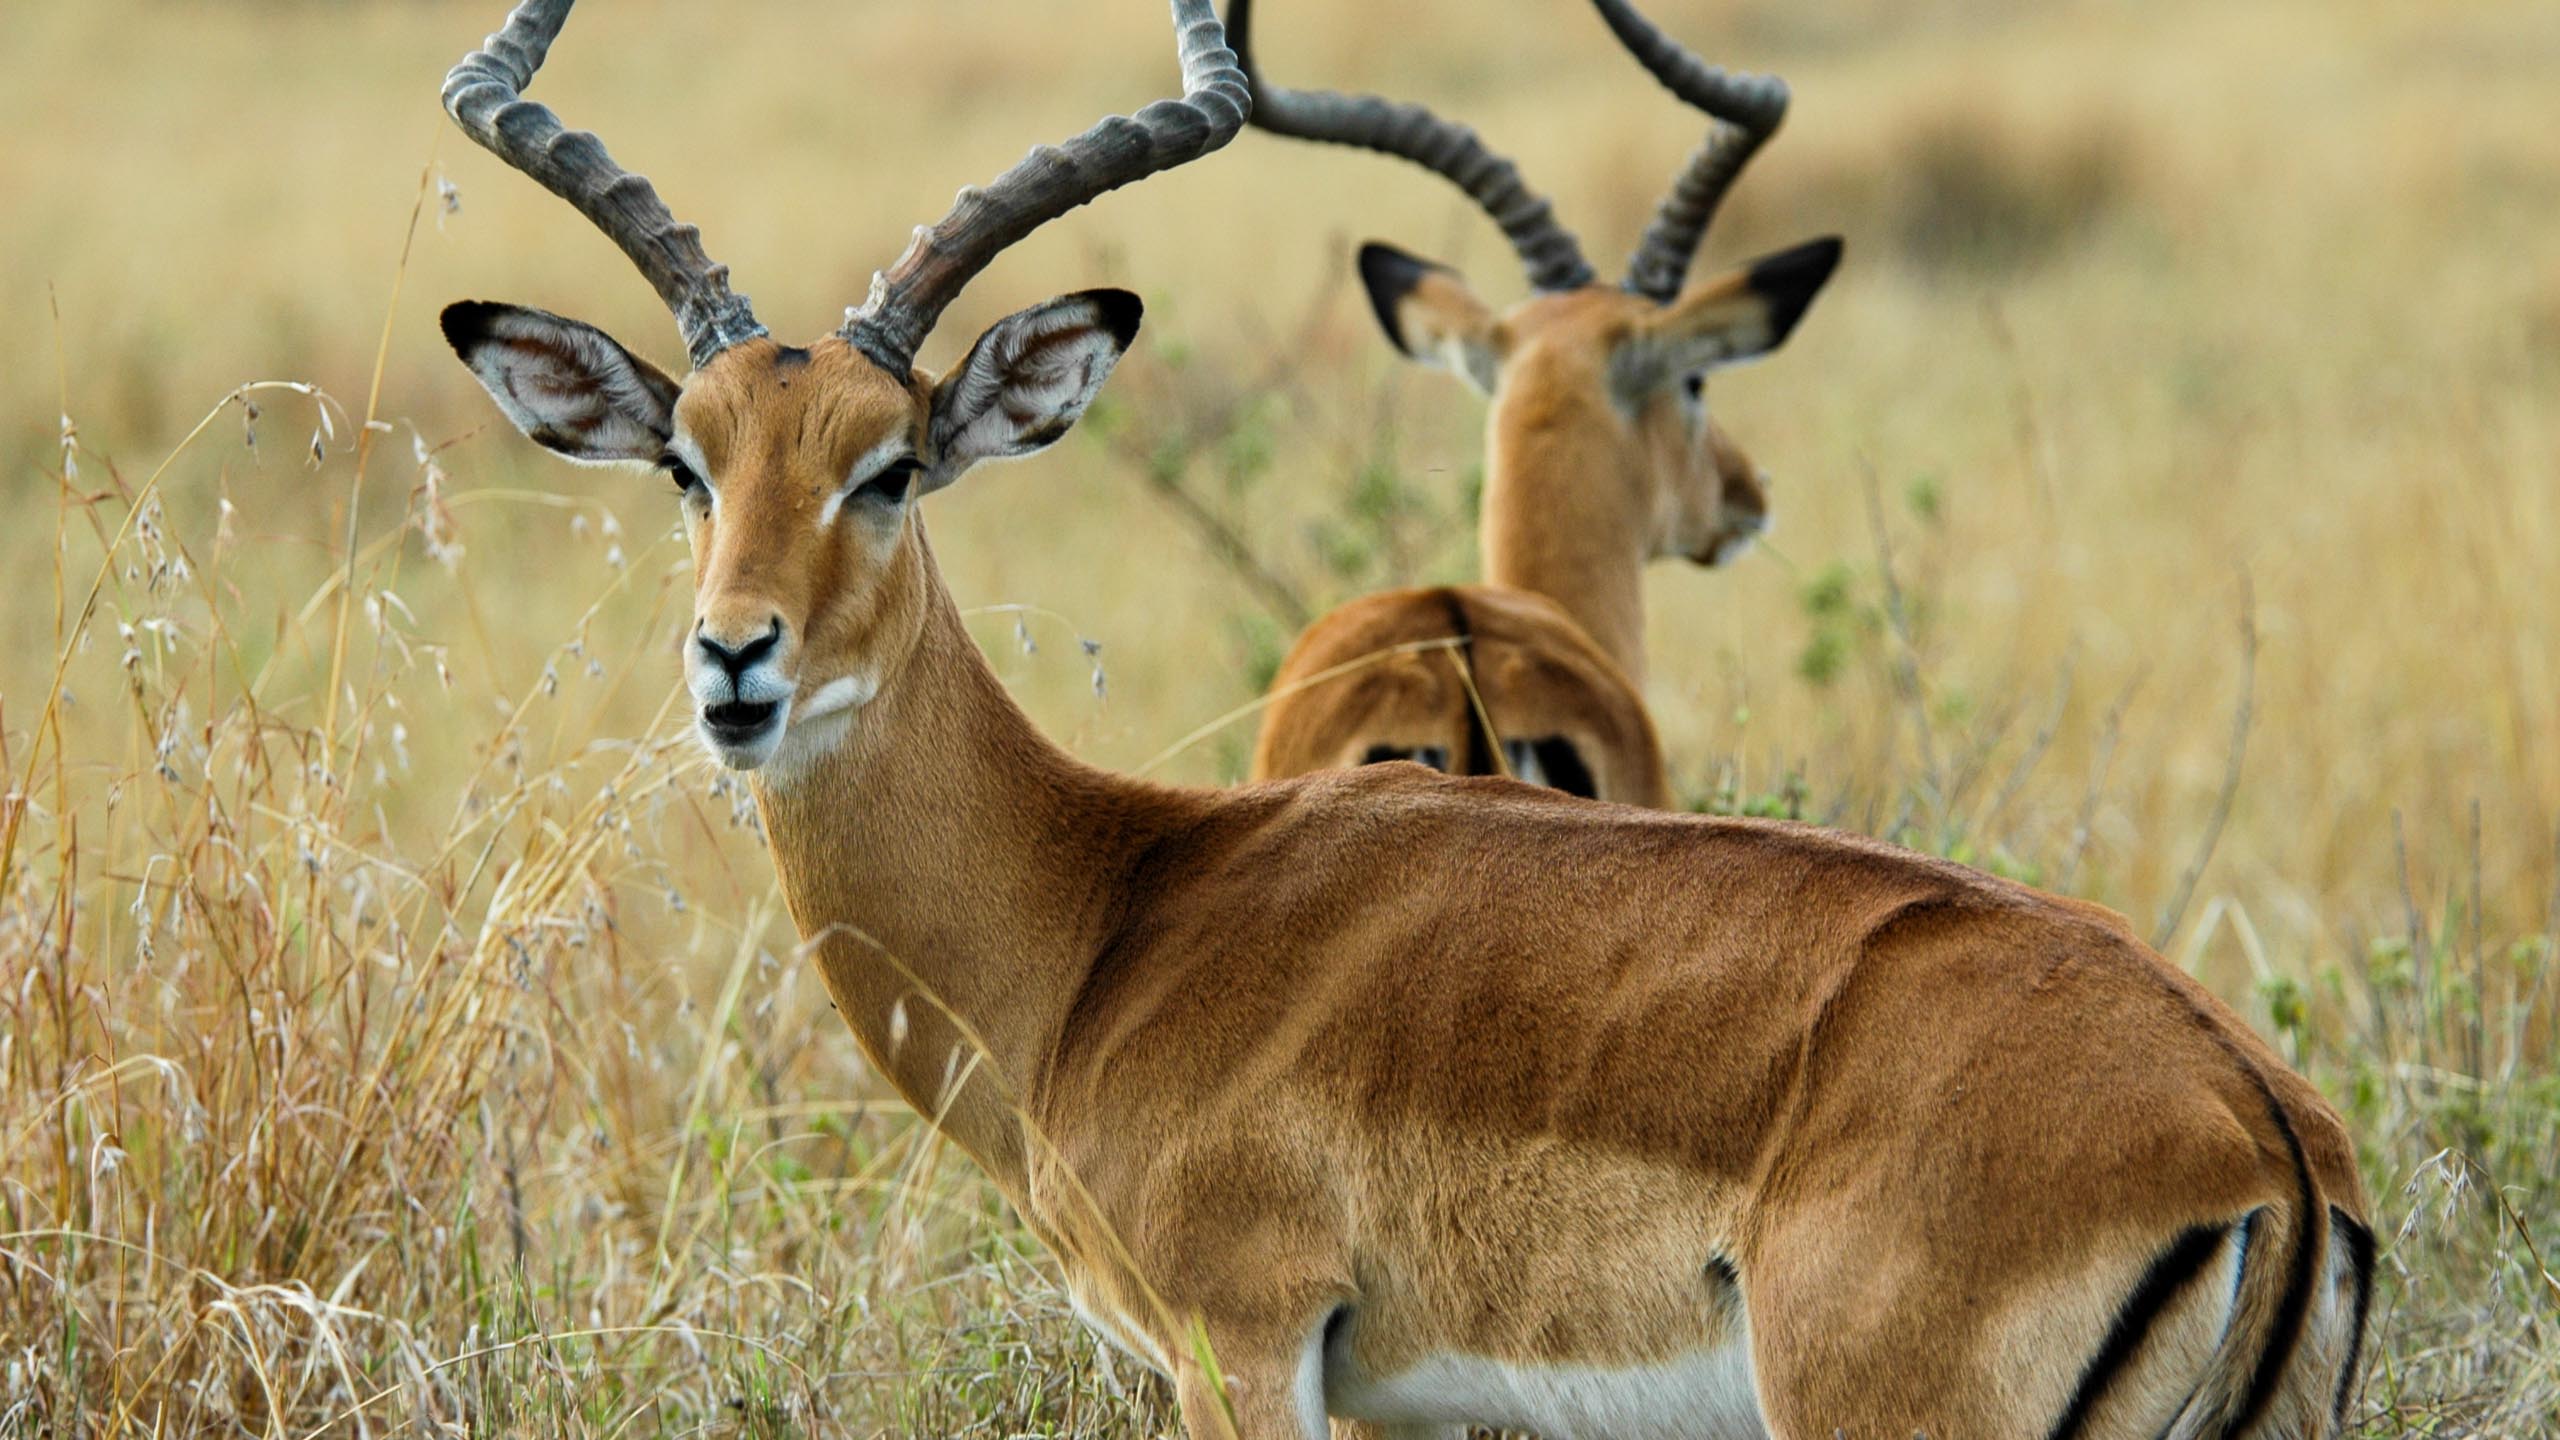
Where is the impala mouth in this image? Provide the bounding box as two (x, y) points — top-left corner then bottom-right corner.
(1696, 509), (1772, 567)
(703, 699), (781, 737)
(1698, 537), (1749, 567)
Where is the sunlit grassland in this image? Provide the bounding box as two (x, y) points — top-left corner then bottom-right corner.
(1, 0), (2554, 1433)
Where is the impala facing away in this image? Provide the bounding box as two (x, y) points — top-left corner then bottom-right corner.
(1243, 0), (1841, 809)
(439, 2), (2371, 1436)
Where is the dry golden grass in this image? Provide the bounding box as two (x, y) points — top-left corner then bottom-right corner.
(1, 0), (2554, 1433)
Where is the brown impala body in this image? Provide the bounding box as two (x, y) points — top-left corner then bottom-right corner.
(438, 2), (2371, 1436)
(1245, 0), (1840, 809)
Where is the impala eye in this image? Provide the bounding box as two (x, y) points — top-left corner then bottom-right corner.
(661, 454), (705, 495)
(851, 457), (922, 508)
(1682, 373), (1706, 403)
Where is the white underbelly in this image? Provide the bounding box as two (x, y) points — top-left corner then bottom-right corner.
(1327, 1327), (1766, 1440)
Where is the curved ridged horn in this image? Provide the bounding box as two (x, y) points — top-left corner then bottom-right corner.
(444, 0), (766, 368)
(1592, 0), (1789, 303)
(841, 0), (1251, 374)
(1225, 0), (1596, 294)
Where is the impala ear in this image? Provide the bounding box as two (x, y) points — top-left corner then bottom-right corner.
(922, 289), (1142, 494)
(1620, 236), (1841, 398)
(1359, 242), (1500, 395)
(440, 301), (681, 466)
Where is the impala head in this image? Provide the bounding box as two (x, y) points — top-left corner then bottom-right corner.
(1231, 0), (1839, 569)
(436, 0), (1245, 771)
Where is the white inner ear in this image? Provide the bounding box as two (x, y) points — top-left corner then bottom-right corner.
(928, 301), (1126, 487)
(1641, 308), (1781, 392)
(1428, 333), (1501, 397)
(462, 312), (675, 465)
(1614, 324), (1774, 410)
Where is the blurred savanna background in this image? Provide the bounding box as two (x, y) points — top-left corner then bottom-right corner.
(2, 0), (2554, 1433)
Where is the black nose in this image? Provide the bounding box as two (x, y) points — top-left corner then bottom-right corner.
(697, 619), (782, 680)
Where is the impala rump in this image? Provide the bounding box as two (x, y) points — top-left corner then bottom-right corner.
(1255, 585), (1664, 806)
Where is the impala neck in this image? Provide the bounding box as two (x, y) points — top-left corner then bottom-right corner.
(749, 533), (1194, 1196)
(1478, 381), (1652, 687)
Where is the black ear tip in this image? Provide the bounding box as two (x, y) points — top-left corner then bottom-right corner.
(1747, 236), (1844, 342)
(1747, 236), (1844, 296)
(1357, 241), (1436, 293)
(1357, 241), (1440, 355)
(440, 300), (501, 354)
(1077, 288), (1144, 348)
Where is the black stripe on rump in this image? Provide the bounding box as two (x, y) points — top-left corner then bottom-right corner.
(2046, 1221), (2234, 1440)
(2235, 1097), (2323, 1436)
(2330, 1208), (2376, 1426)
(1525, 736), (1598, 798)
(1434, 591), (1495, 779)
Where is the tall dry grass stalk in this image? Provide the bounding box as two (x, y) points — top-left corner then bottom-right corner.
(0, 371), (1189, 1433)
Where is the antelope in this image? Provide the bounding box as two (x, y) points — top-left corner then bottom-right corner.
(438, 2), (2373, 1437)
(1241, 0), (1840, 809)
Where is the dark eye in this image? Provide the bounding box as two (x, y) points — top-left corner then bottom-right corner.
(1682, 374), (1706, 402)
(851, 457), (922, 508)
(661, 454), (704, 494)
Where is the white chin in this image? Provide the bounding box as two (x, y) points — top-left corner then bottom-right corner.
(700, 724), (786, 771)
